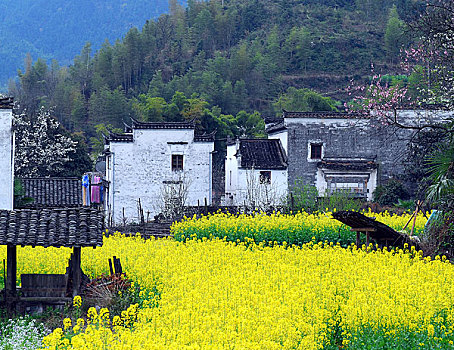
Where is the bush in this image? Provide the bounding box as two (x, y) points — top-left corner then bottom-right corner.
(289, 179), (318, 213)
(373, 179), (409, 206)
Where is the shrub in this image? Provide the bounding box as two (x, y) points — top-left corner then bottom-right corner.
(373, 179), (409, 206)
(289, 178), (318, 213)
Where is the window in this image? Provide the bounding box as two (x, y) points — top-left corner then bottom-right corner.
(171, 154), (184, 171)
(259, 171), (271, 184)
(310, 143), (322, 160)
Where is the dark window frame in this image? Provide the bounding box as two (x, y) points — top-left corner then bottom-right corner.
(259, 171), (272, 184)
(310, 143), (323, 160)
(171, 154), (184, 171)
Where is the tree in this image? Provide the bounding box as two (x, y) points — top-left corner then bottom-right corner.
(14, 108), (91, 177)
(273, 87), (338, 115)
(384, 5), (405, 64)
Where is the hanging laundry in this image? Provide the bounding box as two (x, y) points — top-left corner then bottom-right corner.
(91, 176), (101, 204)
(82, 174), (90, 206)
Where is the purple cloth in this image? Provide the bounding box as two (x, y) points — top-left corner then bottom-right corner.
(91, 176), (101, 203)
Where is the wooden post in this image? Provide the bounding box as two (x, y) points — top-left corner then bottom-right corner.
(72, 247), (81, 297)
(6, 245), (17, 314)
(350, 228), (376, 248)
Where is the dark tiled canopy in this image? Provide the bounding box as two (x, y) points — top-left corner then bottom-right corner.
(0, 208), (104, 247)
(19, 178), (83, 208)
(238, 139), (287, 170)
(318, 158), (377, 171)
(0, 97), (13, 109)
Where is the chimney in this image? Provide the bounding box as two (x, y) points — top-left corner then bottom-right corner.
(0, 97), (14, 210)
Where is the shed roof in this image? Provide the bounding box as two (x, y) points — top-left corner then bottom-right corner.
(283, 110), (365, 119)
(0, 97), (13, 109)
(0, 208), (104, 247)
(238, 139), (287, 170)
(19, 178), (83, 208)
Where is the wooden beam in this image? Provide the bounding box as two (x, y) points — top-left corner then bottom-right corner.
(350, 228), (377, 232)
(72, 247), (81, 297)
(6, 245), (17, 314)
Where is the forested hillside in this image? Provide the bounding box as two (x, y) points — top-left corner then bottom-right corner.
(9, 0), (424, 153)
(0, 0), (180, 88)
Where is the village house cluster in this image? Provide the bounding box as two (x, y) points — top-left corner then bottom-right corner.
(100, 107), (451, 224)
(2, 96), (453, 225)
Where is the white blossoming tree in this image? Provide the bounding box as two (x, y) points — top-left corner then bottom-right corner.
(14, 107), (81, 177)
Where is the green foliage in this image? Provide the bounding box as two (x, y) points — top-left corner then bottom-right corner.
(324, 311), (454, 349)
(384, 5), (406, 63)
(13, 178), (34, 208)
(289, 179), (319, 213)
(373, 179), (409, 206)
(318, 190), (363, 212)
(8, 0), (417, 144)
(426, 141), (454, 210)
(273, 87), (338, 116)
(90, 124), (123, 159)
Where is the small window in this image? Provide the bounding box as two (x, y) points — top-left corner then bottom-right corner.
(310, 143), (322, 160)
(172, 154), (184, 171)
(259, 171), (271, 184)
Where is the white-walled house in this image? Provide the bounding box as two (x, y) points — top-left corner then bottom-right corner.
(0, 97), (14, 210)
(224, 138), (288, 208)
(104, 119), (215, 224)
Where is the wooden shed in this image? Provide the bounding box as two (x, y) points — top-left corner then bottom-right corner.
(0, 207), (104, 313)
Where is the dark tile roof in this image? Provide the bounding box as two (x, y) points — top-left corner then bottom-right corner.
(0, 208), (104, 247)
(106, 119), (215, 144)
(19, 178), (83, 208)
(238, 139), (287, 170)
(264, 116), (283, 125)
(318, 158), (377, 171)
(131, 117), (195, 129)
(194, 131), (216, 142)
(266, 121), (287, 134)
(0, 97), (13, 109)
(105, 132), (133, 144)
(283, 110), (366, 119)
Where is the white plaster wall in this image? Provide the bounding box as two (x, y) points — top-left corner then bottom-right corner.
(232, 168), (288, 207)
(107, 128), (214, 224)
(225, 143), (239, 204)
(268, 130), (288, 154)
(0, 109), (13, 210)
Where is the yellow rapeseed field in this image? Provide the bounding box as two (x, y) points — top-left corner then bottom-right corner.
(0, 211), (448, 349)
(21, 236), (454, 349)
(171, 210), (428, 245)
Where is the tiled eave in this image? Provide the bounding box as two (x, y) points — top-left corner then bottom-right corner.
(318, 158), (378, 171)
(0, 97), (13, 109)
(131, 117), (195, 130)
(0, 208), (104, 248)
